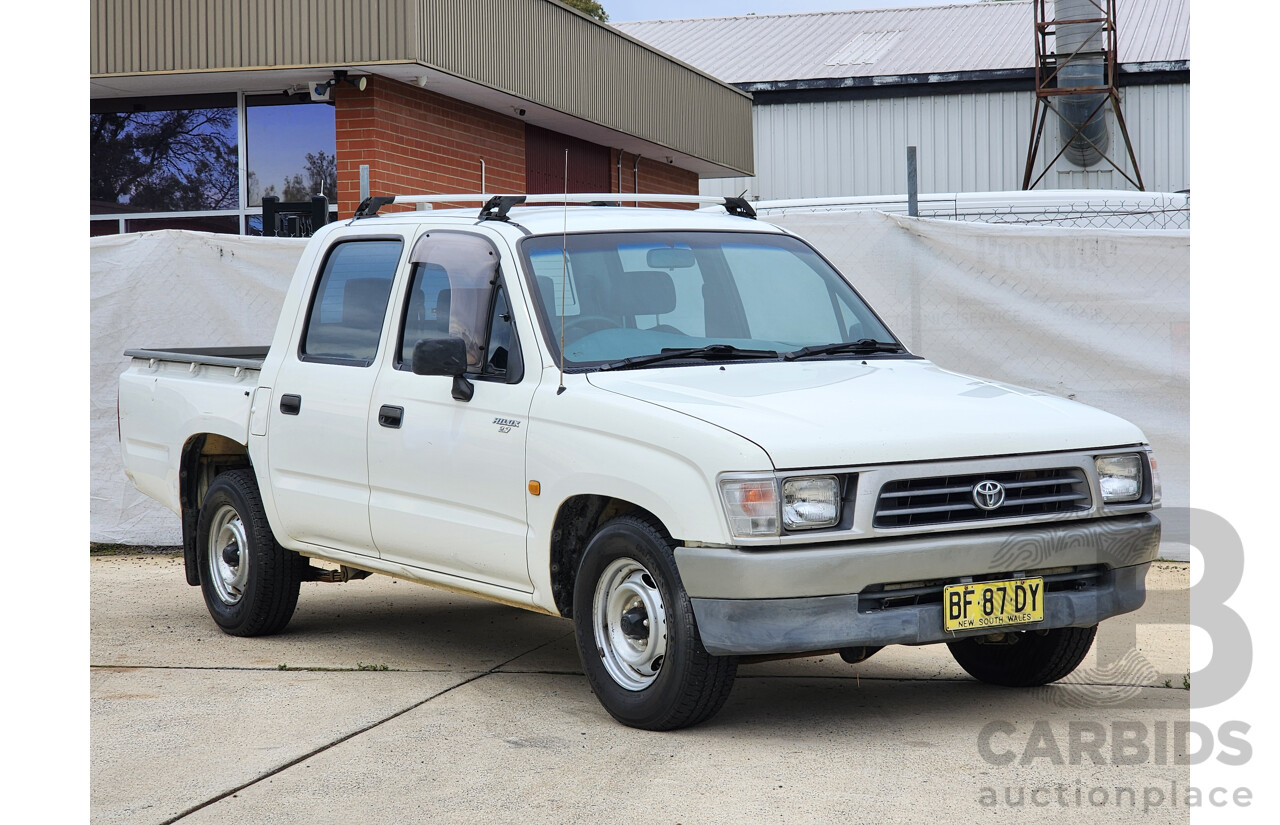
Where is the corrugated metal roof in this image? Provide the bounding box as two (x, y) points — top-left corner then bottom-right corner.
(613, 0), (1188, 85)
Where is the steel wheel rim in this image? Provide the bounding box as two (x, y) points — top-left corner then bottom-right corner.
(592, 557), (668, 691)
(207, 504), (249, 605)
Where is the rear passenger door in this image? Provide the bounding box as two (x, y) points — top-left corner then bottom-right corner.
(268, 235), (407, 557)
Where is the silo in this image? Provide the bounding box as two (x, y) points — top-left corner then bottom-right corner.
(1024, 0), (1144, 190)
(1055, 0), (1111, 166)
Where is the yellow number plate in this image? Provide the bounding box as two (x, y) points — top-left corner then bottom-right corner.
(943, 577), (1044, 632)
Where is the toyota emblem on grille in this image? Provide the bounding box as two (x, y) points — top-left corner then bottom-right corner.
(972, 480), (1006, 510)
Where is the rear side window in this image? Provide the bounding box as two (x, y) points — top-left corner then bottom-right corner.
(302, 240), (403, 365)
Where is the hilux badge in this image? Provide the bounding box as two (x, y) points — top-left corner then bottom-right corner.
(493, 417), (521, 434)
(972, 480), (1006, 510)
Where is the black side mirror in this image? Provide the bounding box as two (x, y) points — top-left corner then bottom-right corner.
(412, 337), (466, 376)
(412, 337), (473, 401)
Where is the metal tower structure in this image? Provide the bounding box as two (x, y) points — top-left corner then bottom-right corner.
(1022, 0), (1144, 191)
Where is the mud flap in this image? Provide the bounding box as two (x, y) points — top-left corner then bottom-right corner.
(182, 507), (200, 586)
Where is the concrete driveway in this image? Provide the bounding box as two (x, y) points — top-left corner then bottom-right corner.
(91, 554), (1191, 824)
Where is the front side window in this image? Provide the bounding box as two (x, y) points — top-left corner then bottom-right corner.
(521, 231), (899, 367)
(482, 286), (520, 379)
(302, 240), (403, 365)
(399, 263), (453, 364)
(397, 232), (510, 374)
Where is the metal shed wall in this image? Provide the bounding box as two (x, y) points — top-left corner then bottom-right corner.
(91, 0), (420, 72)
(699, 83), (1189, 199)
(418, 0), (753, 175)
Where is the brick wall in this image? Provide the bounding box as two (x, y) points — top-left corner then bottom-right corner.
(610, 150), (700, 207)
(333, 77), (525, 217)
(333, 77), (701, 218)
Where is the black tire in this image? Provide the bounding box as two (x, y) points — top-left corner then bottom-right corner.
(572, 515), (737, 731)
(947, 625), (1098, 687)
(196, 468), (305, 637)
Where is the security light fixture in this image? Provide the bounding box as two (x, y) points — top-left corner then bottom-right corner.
(307, 71), (368, 102)
(332, 70), (368, 92)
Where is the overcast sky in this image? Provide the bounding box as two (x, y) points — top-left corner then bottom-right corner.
(603, 0), (970, 23)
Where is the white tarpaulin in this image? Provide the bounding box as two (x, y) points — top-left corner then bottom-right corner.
(771, 212), (1190, 531)
(91, 230), (306, 544)
(90, 217), (1188, 550)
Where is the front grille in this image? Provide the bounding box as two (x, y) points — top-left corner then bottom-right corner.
(873, 467), (1090, 528)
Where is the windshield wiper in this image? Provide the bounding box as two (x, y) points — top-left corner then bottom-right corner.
(783, 338), (905, 361)
(598, 344), (779, 372)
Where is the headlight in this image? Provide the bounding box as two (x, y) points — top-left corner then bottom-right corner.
(720, 477), (779, 537)
(782, 476), (840, 529)
(1095, 454), (1143, 503)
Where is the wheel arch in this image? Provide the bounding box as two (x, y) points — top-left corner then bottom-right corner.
(179, 433), (253, 586)
(547, 494), (670, 618)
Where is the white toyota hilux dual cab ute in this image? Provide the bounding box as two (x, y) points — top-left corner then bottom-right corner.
(119, 193), (1160, 730)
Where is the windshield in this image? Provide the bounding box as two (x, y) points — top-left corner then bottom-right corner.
(520, 230), (901, 368)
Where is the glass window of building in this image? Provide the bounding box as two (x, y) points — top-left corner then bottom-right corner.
(246, 99), (338, 207)
(90, 93), (337, 237)
(90, 95), (239, 216)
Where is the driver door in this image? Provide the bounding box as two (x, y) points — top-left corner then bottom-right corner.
(366, 230), (539, 592)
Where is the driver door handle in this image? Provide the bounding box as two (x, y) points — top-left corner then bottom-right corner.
(378, 405), (404, 429)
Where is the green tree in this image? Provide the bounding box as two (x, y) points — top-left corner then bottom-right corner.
(560, 0), (608, 22)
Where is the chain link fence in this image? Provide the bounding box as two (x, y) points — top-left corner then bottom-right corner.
(755, 190), (1190, 230)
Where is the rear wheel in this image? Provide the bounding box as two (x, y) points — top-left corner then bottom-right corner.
(573, 515), (737, 730)
(947, 625), (1098, 687)
(196, 469), (304, 637)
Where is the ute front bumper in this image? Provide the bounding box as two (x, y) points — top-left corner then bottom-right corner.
(675, 514), (1159, 656)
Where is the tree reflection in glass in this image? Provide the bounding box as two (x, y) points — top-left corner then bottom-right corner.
(90, 108), (238, 213)
(246, 102), (337, 206)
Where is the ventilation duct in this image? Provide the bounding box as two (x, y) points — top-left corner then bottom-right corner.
(1055, 0), (1110, 167)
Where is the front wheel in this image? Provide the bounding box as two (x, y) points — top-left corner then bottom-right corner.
(947, 625), (1098, 687)
(573, 516), (737, 730)
(196, 469), (305, 637)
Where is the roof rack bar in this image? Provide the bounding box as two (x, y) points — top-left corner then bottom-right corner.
(352, 193), (757, 219)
